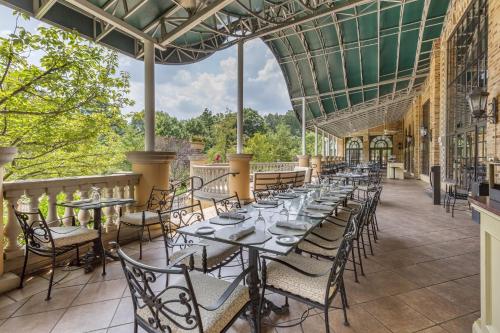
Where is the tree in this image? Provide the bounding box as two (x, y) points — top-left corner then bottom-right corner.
(243, 108), (266, 138)
(0, 15), (132, 180)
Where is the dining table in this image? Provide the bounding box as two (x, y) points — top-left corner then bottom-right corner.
(176, 185), (353, 333)
(57, 197), (135, 272)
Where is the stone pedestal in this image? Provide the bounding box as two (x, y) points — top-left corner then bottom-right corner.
(297, 155), (310, 168)
(0, 147), (20, 293)
(126, 151), (176, 206)
(189, 154), (207, 177)
(228, 154), (253, 203)
(311, 155), (323, 176)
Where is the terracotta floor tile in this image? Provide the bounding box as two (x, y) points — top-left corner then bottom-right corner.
(416, 325), (448, 333)
(13, 285), (83, 316)
(392, 264), (451, 287)
(426, 281), (480, 313)
(396, 288), (470, 323)
(362, 296), (435, 333)
(71, 278), (127, 306)
(51, 299), (120, 333)
(0, 309), (64, 333)
(110, 297), (134, 326)
(439, 312), (480, 333)
(328, 305), (391, 333)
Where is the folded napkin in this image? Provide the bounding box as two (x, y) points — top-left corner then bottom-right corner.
(306, 204), (333, 211)
(276, 221), (307, 230)
(277, 193), (297, 199)
(257, 199), (279, 205)
(228, 226), (255, 241)
(219, 212), (245, 220)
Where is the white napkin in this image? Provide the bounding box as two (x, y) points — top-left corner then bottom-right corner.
(219, 212), (245, 220)
(228, 226), (255, 241)
(257, 199), (279, 205)
(306, 204), (333, 211)
(276, 221), (307, 230)
(277, 193), (296, 199)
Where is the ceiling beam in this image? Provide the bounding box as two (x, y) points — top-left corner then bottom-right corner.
(34, 0), (58, 19)
(408, 0), (431, 92)
(63, 0), (157, 44)
(159, 0), (234, 47)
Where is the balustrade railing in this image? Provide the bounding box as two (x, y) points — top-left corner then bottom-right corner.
(250, 162), (299, 173)
(2, 173), (140, 259)
(191, 164), (231, 199)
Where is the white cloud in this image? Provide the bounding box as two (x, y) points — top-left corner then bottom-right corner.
(249, 58), (282, 83)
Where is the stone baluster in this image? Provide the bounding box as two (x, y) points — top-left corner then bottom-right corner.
(45, 190), (59, 227)
(3, 190), (24, 259)
(62, 187), (77, 226)
(102, 186), (116, 232)
(128, 183), (136, 211)
(115, 185), (125, 225)
(77, 187), (91, 228)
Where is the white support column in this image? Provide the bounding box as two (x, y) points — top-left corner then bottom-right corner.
(144, 40), (155, 152)
(314, 126), (318, 156)
(236, 41), (244, 154)
(326, 134), (330, 157)
(321, 130), (325, 155)
(301, 97), (306, 155)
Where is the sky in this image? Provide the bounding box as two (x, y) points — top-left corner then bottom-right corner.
(0, 8), (292, 119)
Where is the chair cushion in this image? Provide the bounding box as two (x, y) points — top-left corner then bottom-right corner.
(49, 226), (99, 247)
(136, 271), (249, 333)
(314, 223), (345, 241)
(266, 253), (336, 304)
(298, 233), (341, 258)
(120, 211), (160, 226)
(170, 240), (239, 270)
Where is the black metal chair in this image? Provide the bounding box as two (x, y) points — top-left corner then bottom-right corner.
(158, 201), (245, 278)
(260, 222), (357, 333)
(117, 186), (176, 259)
(14, 208), (106, 300)
(212, 193), (242, 215)
(445, 171), (472, 217)
(116, 245), (251, 333)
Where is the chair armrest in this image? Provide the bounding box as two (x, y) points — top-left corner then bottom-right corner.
(166, 251), (196, 269)
(198, 266), (253, 311)
(261, 255), (330, 278)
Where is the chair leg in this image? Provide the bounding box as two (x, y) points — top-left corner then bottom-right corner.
(360, 233), (368, 258)
(351, 245), (359, 283)
(139, 226), (145, 260)
(116, 222), (122, 245)
(374, 214), (380, 231)
(452, 197), (456, 218)
(356, 239), (365, 276)
(133, 319), (138, 333)
(76, 246), (81, 266)
(19, 250), (29, 289)
(100, 240), (106, 276)
(366, 228), (374, 256)
(46, 256), (56, 301)
(340, 286), (349, 326)
(147, 226), (152, 242)
(324, 307), (331, 333)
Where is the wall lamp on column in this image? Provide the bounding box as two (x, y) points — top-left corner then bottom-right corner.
(467, 88), (498, 124)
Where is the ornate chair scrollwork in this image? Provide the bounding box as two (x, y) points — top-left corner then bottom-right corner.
(117, 186), (176, 259)
(159, 201), (245, 277)
(14, 208), (106, 300)
(212, 193), (242, 215)
(117, 245), (251, 333)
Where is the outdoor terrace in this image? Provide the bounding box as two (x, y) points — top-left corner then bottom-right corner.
(0, 179), (479, 333)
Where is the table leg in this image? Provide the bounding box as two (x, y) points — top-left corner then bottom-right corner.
(247, 248), (261, 333)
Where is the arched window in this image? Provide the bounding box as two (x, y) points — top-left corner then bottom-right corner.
(369, 136), (393, 167)
(345, 137), (363, 166)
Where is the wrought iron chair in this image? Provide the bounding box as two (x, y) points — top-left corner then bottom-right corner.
(116, 245), (251, 333)
(445, 171), (472, 217)
(212, 193), (242, 214)
(260, 222), (356, 333)
(14, 208), (106, 300)
(117, 186), (176, 259)
(158, 201), (245, 277)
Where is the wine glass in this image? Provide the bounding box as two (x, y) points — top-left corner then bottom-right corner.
(255, 208), (266, 232)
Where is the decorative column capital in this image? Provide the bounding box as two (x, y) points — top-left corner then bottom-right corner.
(227, 153), (253, 162)
(126, 151), (176, 164)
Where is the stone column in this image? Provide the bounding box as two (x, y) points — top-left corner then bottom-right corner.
(0, 147), (20, 294)
(127, 151), (177, 206)
(189, 154), (207, 177)
(311, 155), (322, 176)
(297, 155), (310, 168)
(228, 154), (253, 203)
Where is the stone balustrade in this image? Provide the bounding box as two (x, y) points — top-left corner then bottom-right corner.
(2, 173), (140, 260)
(250, 162), (299, 173)
(191, 164), (231, 200)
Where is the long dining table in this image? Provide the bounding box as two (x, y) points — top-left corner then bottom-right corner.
(177, 185), (352, 333)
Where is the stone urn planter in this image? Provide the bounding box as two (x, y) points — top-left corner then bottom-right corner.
(190, 140), (205, 153)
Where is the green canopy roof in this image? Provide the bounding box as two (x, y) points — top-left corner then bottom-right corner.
(1, 0), (450, 135)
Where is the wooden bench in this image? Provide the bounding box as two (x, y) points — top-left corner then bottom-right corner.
(253, 170), (306, 191)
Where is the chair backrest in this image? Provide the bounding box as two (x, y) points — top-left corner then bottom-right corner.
(212, 194), (242, 215)
(325, 216), (357, 304)
(159, 201), (205, 250)
(13, 208), (55, 252)
(254, 172), (281, 191)
(146, 187), (176, 212)
(117, 247), (204, 332)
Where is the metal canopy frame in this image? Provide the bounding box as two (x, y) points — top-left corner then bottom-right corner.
(1, 0), (450, 136)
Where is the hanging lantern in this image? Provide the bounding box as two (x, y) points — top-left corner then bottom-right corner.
(467, 88), (489, 119)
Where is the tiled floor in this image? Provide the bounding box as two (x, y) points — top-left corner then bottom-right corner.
(0, 179), (480, 333)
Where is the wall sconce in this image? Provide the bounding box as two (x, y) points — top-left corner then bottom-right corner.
(467, 88), (498, 124)
(406, 135), (413, 145)
(420, 126), (428, 137)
